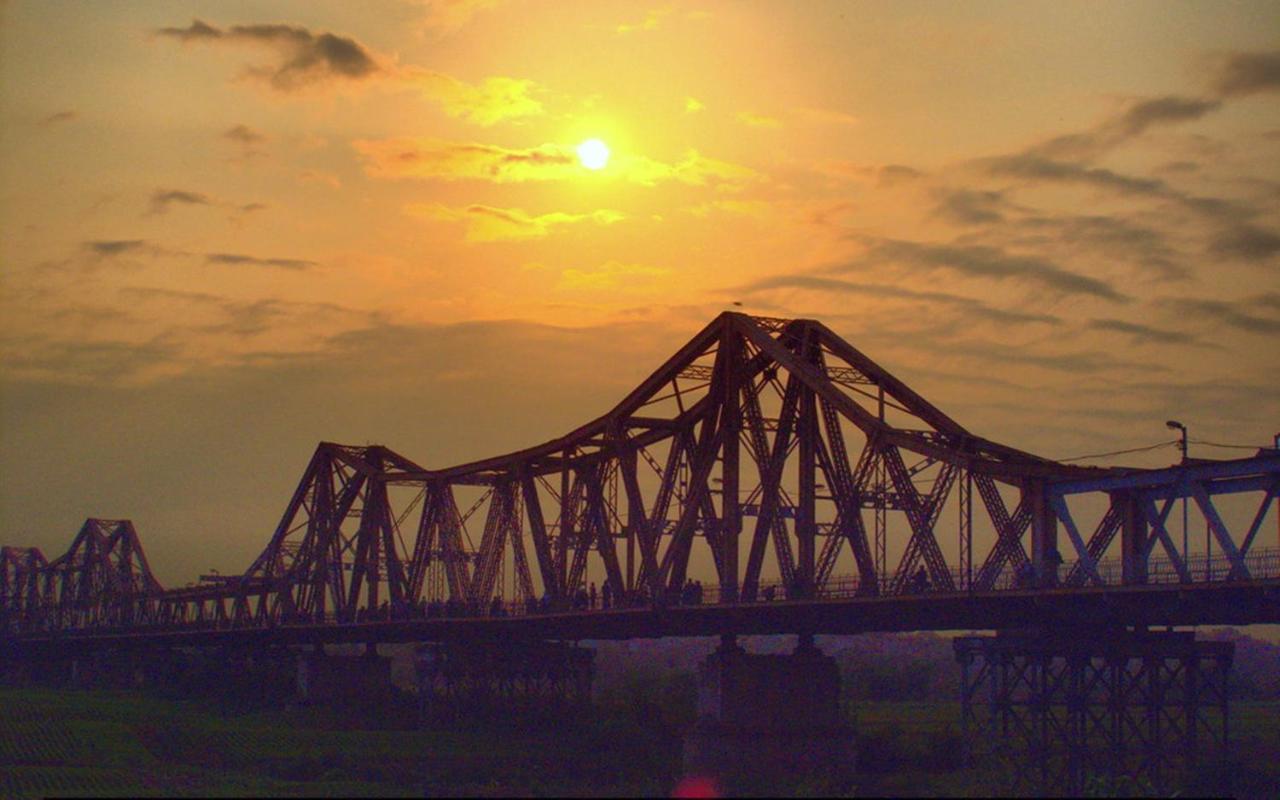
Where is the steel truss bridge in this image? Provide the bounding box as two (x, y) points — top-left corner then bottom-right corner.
(4, 313), (1279, 650)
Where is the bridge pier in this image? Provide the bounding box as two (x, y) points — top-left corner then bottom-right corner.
(682, 635), (855, 786)
(294, 646), (394, 706)
(415, 640), (594, 725)
(954, 627), (1233, 796)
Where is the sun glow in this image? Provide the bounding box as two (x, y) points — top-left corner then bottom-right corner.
(577, 138), (610, 170)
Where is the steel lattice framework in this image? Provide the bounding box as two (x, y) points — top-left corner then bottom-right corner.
(3, 313), (1279, 639)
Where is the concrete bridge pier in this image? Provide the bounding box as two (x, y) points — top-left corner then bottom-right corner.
(683, 634), (856, 786)
(294, 645), (393, 706)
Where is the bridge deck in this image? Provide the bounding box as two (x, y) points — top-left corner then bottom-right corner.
(10, 577), (1279, 656)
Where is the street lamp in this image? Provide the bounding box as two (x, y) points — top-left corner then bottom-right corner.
(1166, 420), (1190, 576)
(1165, 420), (1187, 463)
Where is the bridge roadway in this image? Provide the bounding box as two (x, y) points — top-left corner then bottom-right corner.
(10, 575), (1280, 657)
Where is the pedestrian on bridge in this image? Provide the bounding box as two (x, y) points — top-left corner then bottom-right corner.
(601, 578), (613, 610)
(589, 582), (598, 610)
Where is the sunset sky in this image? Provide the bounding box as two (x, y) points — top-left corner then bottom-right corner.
(2, 1), (1278, 585)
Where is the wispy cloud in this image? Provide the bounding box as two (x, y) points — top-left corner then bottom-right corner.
(739, 273), (1063, 326)
(405, 69), (543, 125)
(155, 19), (381, 91)
(1086, 318), (1208, 347)
(83, 240), (155, 258)
(414, 0), (503, 34)
(614, 7), (671, 35)
(148, 189), (211, 215)
(1210, 50), (1280, 98)
(409, 204), (624, 241)
(39, 110), (77, 126)
(354, 137), (758, 188)
(839, 237), (1130, 303)
(1161, 296), (1280, 334)
(736, 111), (782, 129)
(204, 253), (316, 270)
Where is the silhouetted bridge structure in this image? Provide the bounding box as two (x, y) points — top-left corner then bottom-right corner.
(3, 313), (1278, 792)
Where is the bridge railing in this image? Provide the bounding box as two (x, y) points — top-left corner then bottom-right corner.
(6, 547), (1280, 636)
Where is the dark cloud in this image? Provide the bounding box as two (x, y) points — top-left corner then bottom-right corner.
(1207, 224), (1280, 261)
(839, 237), (1130, 303)
(223, 124), (266, 145)
(1012, 214), (1189, 279)
(156, 19), (380, 91)
(1032, 95), (1222, 161)
(1161, 297), (1280, 334)
(879, 164), (922, 185)
(239, 202), (268, 213)
(84, 240), (150, 257)
(149, 189), (211, 215)
(1157, 160), (1200, 174)
(1111, 96), (1222, 137)
(931, 188), (1009, 225)
(0, 335), (179, 384)
(1086, 318), (1206, 347)
(984, 154), (1166, 196)
(943, 340), (1169, 375)
(740, 273), (1062, 326)
(1211, 50), (1280, 98)
(39, 110), (77, 126)
(204, 253), (316, 270)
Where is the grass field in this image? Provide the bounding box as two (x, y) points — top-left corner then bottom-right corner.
(0, 686), (1276, 797)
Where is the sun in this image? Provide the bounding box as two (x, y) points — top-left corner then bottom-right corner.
(577, 138), (610, 170)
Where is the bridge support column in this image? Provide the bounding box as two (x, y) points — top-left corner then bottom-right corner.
(1117, 490), (1149, 584)
(683, 635), (855, 786)
(954, 628), (1232, 796)
(415, 640), (593, 725)
(295, 646), (393, 706)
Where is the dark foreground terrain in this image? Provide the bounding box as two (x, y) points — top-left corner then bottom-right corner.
(3, 630), (1279, 797)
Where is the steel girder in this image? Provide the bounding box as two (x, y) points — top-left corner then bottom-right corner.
(4, 313), (1278, 636)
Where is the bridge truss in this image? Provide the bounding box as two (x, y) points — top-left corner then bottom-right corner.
(3, 313), (1278, 637)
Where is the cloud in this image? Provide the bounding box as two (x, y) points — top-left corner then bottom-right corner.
(1010, 214), (1189, 280)
(84, 240), (152, 258)
(615, 7), (671, 35)
(355, 138), (576, 182)
(204, 253), (316, 270)
(155, 19), (380, 91)
(931, 188), (1009, 225)
(39, 110), (77, 126)
(944, 340), (1169, 375)
(1207, 224), (1280, 261)
(409, 203), (624, 241)
(821, 162), (922, 185)
(1031, 95), (1222, 161)
(354, 137), (758, 187)
(1086, 318), (1206, 347)
(406, 69), (543, 125)
(1210, 50), (1280, 98)
(839, 237), (1130, 303)
(739, 273), (1062, 326)
(736, 111), (782, 129)
(148, 189), (211, 215)
(415, 0), (502, 34)
(685, 97), (704, 113)
(1161, 296), (1280, 334)
(983, 153), (1166, 196)
(223, 124), (267, 148)
(298, 170), (342, 188)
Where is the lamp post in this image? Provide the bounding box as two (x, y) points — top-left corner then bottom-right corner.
(1167, 421), (1189, 575)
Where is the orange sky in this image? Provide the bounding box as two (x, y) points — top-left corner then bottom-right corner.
(1, 1), (1278, 586)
